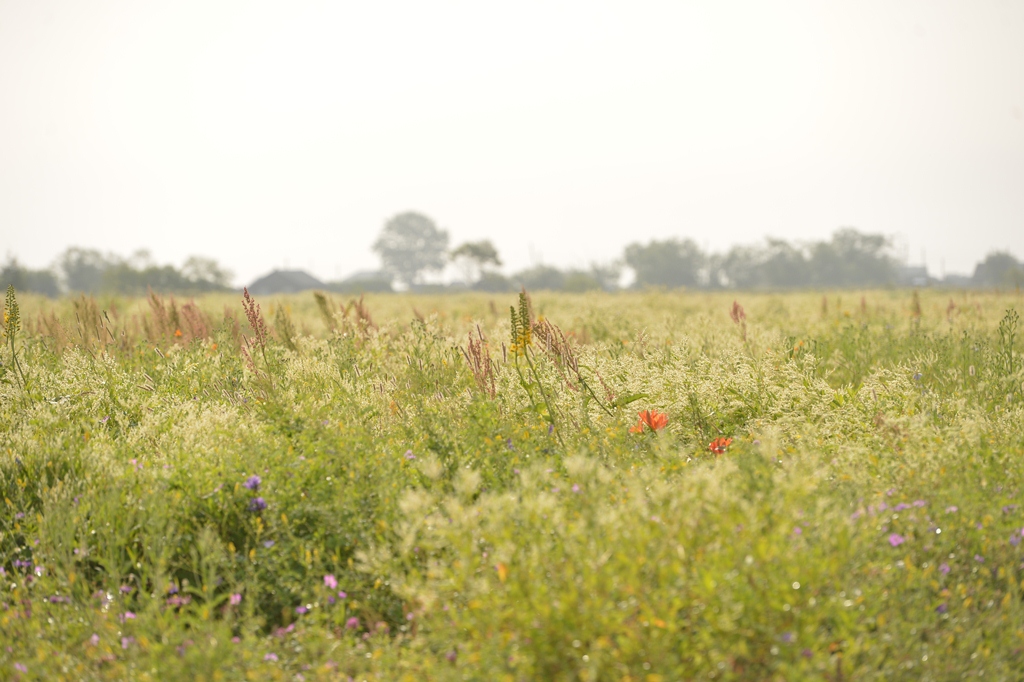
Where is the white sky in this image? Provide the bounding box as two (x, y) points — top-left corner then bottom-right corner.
(1, 0), (1022, 285)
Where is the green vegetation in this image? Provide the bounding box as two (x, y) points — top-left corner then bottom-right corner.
(1, 286), (1024, 680)
(2, 250), (232, 298)
(8, 230), (1024, 298)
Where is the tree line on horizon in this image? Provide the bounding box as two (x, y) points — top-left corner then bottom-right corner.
(0, 248), (233, 297)
(371, 212), (1022, 293)
(4, 212), (1023, 296)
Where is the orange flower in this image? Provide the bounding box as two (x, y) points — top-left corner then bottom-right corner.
(709, 437), (733, 454)
(174, 329), (183, 338)
(630, 409), (668, 434)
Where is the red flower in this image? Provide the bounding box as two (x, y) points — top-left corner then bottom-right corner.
(709, 437), (733, 454)
(630, 410), (668, 434)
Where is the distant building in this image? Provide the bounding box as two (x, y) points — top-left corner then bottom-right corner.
(247, 270), (326, 295)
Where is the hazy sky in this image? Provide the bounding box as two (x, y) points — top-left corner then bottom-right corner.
(2, 0), (1022, 286)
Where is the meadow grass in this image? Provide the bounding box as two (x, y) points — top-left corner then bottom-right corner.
(1, 287), (1023, 681)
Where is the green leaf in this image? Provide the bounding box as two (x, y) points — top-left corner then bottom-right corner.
(611, 393), (647, 408)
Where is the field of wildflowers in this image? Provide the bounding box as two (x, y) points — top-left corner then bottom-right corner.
(2, 285), (1023, 681)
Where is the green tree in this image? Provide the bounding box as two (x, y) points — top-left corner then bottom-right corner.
(717, 239), (809, 289)
(563, 270), (602, 292)
(182, 256), (234, 288)
(0, 258), (61, 297)
(451, 240), (502, 286)
(372, 212), (449, 288)
(514, 265), (565, 291)
(588, 262), (622, 291)
(474, 272), (513, 292)
(624, 238), (705, 289)
(56, 247), (114, 293)
(973, 252), (1024, 288)
(807, 228), (895, 288)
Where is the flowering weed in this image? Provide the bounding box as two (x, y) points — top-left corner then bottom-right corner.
(0, 288), (1022, 679)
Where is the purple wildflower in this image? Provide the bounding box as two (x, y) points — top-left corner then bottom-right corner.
(243, 475), (262, 491)
(936, 603), (948, 613)
(338, 591), (347, 599)
(975, 554), (985, 563)
(263, 540), (275, 548)
(946, 505), (958, 513)
(572, 484), (580, 493)
(120, 611), (136, 622)
(14, 663), (27, 673)
(295, 605), (309, 615)
(324, 574), (338, 589)
(446, 650), (458, 663)
(229, 593), (242, 606)
(264, 653), (279, 662)
(120, 585), (132, 594)
(89, 634), (100, 646)
(888, 533), (905, 547)
(248, 497), (267, 513)
(345, 616), (359, 630)
(781, 632), (794, 643)
(121, 636), (134, 649)
(939, 562), (950, 575)
(404, 450), (416, 460)
(801, 649), (813, 659)
(1011, 534), (1021, 547)
(894, 503), (910, 512)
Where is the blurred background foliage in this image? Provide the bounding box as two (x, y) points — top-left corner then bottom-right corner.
(5, 226), (1024, 298)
